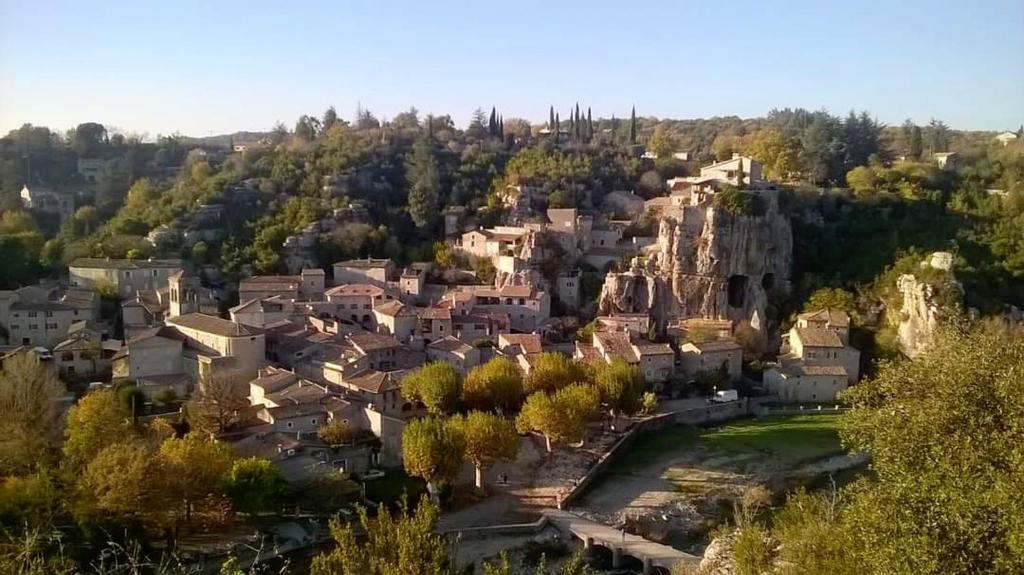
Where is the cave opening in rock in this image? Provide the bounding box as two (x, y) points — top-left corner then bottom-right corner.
(728, 274), (748, 308)
(762, 272), (775, 291)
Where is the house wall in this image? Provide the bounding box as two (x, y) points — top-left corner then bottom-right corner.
(70, 265), (181, 297)
(638, 353), (674, 382)
(764, 370), (848, 402)
(363, 407), (406, 466)
(333, 265), (391, 286)
(117, 338), (183, 380)
(680, 346), (743, 381)
(7, 306), (90, 347)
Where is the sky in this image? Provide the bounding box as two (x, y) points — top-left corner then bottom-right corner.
(1, 0), (1022, 138)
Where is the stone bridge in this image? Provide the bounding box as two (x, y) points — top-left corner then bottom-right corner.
(543, 508), (700, 574)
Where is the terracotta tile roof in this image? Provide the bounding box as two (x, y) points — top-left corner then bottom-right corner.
(373, 300), (415, 317)
(347, 331), (399, 352)
(797, 308), (851, 328)
(428, 336), (473, 355)
(634, 341), (674, 356)
(594, 331), (638, 363)
(325, 284), (387, 297)
(251, 369), (299, 394)
(498, 333), (543, 355)
(70, 258), (183, 270)
(167, 313), (264, 338)
(800, 365), (848, 376)
(416, 307), (451, 320)
(334, 258), (392, 269)
(344, 369), (402, 394)
(685, 339), (742, 353)
(794, 327), (844, 348)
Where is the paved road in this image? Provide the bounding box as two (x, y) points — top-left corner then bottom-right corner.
(542, 508), (700, 571)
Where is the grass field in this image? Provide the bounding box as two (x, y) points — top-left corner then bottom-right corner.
(620, 414), (843, 472)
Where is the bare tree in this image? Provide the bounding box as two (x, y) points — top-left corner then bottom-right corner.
(186, 371), (249, 436)
(0, 352), (64, 474)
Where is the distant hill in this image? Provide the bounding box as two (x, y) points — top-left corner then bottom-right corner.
(180, 131), (271, 149)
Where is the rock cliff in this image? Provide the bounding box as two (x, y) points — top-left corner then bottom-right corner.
(598, 190), (793, 335)
(894, 252), (962, 358)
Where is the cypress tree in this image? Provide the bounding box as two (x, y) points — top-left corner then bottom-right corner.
(629, 106), (637, 145)
(549, 106), (556, 131)
(488, 107), (497, 137)
(568, 109), (575, 142)
(587, 107), (593, 142)
(498, 115), (504, 140)
(611, 114), (617, 144)
(555, 113), (560, 138)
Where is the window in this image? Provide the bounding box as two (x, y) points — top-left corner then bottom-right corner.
(350, 304), (357, 309)
(27, 312), (37, 318)
(29, 324), (38, 330)
(73, 310), (79, 316)
(152, 270), (158, 277)
(311, 418), (318, 425)
(45, 311), (53, 317)
(10, 325), (18, 330)
(287, 421), (294, 428)
(518, 298), (525, 305)
(61, 352), (74, 361)
(124, 271), (131, 278)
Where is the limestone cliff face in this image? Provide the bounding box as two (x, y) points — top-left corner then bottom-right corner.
(894, 253), (962, 358)
(599, 191), (793, 334)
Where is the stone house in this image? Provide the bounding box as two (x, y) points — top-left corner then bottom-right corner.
(764, 309), (861, 402)
(165, 313), (266, 383)
(332, 258), (395, 287)
(239, 268), (325, 302)
(372, 300), (418, 342)
(230, 296), (296, 328)
(680, 339), (743, 382)
(426, 336), (481, 374)
(1, 286), (96, 347)
(69, 258), (184, 298)
(580, 331), (675, 383)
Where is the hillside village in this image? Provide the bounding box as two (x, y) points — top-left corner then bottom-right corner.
(0, 109), (1022, 574)
(0, 151), (876, 487)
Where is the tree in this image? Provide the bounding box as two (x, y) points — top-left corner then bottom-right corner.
(591, 359), (646, 418)
(648, 124), (678, 159)
(845, 166), (878, 195)
(311, 498), (451, 575)
(451, 411), (518, 490)
(0, 353), (63, 475)
(462, 357), (524, 413)
(155, 434), (235, 528)
(72, 122), (107, 156)
(523, 352), (587, 395)
(318, 419), (357, 445)
(63, 388), (131, 470)
(748, 128), (802, 180)
(401, 417), (465, 500)
(323, 106), (338, 130)
(78, 440), (155, 522)
(406, 138), (440, 231)
(516, 384), (600, 452)
(734, 327), (1024, 574)
(804, 287), (857, 315)
(629, 106), (637, 145)
(401, 362), (462, 415)
(225, 457), (286, 514)
(186, 373), (249, 436)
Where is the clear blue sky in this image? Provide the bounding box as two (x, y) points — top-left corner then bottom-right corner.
(2, 0), (1022, 137)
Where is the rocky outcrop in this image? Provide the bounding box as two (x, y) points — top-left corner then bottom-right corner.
(895, 252), (962, 358)
(598, 190), (793, 336)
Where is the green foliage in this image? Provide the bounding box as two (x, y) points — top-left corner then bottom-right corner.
(401, 417), (465, 495)
(591, 359), (646, 416)
(462, 357), (524, 413)
(406, 138), (440, 232)
(318, 418), (358, 445)
(714, 186), (764, 216)
(450, 411), (519, 488)
(226, 457), (287, 514)
(63, 388), (131, 470)
(803, 287), (856, 315)
(516, 384), (600, 452)
(311, 498), (452, 575)
(732, 524), (774, 575)
(401, 362), (462, 415)
(523, 352), (588, 395)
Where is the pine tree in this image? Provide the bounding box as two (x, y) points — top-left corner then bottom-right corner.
(406, 138), (440, 231)
(629, 106), (637, 145)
